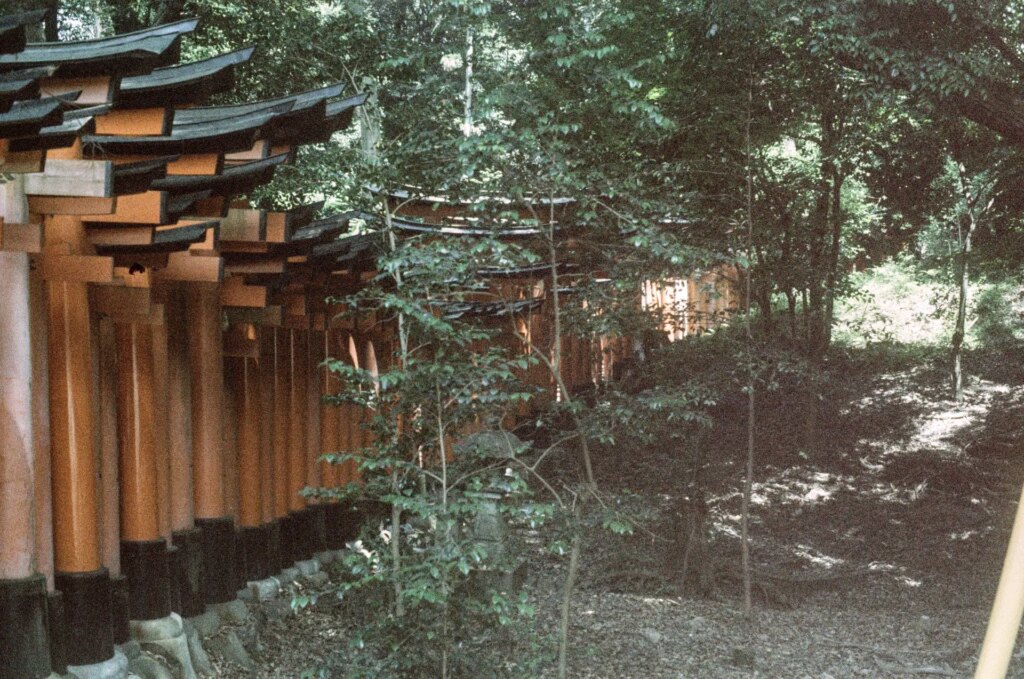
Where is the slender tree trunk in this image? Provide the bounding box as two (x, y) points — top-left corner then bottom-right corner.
(463, 26), (474, 138)
(383, 201), (406, 617)
(951, 160), (978, 403)
(557, 508), (581, 679)
(741, 69), (756, 616)
(785, 289), (797, 341)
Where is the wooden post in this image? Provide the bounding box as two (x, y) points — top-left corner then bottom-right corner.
(258, 335), (281, 571)
(151, 313), (171, 543)
(114, 320), (171, 622)
(272, 328), (294, 564)
(45, 214), (114, 665)
(320, 330), (338, 491)
(235, 354), (270, 580)
(165, 287), (203, 616)
(0, 176), (55, 679)
(186, 284), (236, 604)
(288, 328), (311, 559)
(975, 480), (1024, 678)
(272, 328), (290, 518)
(288, 328), (309, 512)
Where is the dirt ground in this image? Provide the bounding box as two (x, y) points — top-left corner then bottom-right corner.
(214, 347), (1024, 678)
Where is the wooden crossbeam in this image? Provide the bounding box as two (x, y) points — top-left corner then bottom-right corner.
(41, 254), (114, 283)
(155, 251), (222, 282)
(221, 275), (267, 308)
(24, 159), (113, 198)
(0, 221), (42, 252)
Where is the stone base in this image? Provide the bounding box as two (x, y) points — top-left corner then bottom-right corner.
(66, 649), (128, 679)
(247, 578), (281, 602)
(128, 614), (197, 679)
(295, 560), (320, 577)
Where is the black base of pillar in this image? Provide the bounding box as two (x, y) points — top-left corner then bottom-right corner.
(47, 589), (67, 675)
(121, 540), (171, 621)
(280, 512), (299, 564)
(54, 568), (113, 666)
(308, 505), (327, 556)
(238, 525), (273, 582)
(166, 545), (180, 614)
(171, 528), (204, 617)
(289, 509), (314, 561)
(47, 590), (67, 674)
(195, 517), (237, 605)
(109, 575), (130, 644)
(324, 501), (360, 550)
(266, 520), (284, 574)
(0, 573), (52, 679)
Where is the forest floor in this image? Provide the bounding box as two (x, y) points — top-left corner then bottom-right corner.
(214, 344), (1024, 678)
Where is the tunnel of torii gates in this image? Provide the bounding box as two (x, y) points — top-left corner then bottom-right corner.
(0, 10), (739, 679)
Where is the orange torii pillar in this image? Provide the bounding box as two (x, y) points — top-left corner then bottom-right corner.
(320, 328), (345, 550)
(113, 317), (172, 623)
(95, 313), (130, 647)
(287, 328), (313, 560)
(186, 285), (236, 605)
(231, 353), (272, 582)
(258, 332), (282, 572)
(272, 328), (293, 568)
(326, 330), (362, 547)
(165, 288), (204, 616)
(0, 179), (56, 679)
(45, 215), (114, 666)
(305, 328), (327, 557)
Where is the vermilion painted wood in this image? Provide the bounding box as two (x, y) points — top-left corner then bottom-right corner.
(165, 288), (194, 533)
(186, 285), (225, 520)
(287, 329), (308, 512)
(114, 321), (160, 542)
(236, 354), (262, 528)
(272, 328), (290, 518)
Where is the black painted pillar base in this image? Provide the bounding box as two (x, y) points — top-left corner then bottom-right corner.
(121, 540), (171, 622)
(237, 525), (272, 582)
(109, 575), (130, 644)
(54, 567), (113, 666)
(171, 527), (204, 617)
(195, 517), (237, 605)
(266, 519), (284, 574)
(324, 501), (360, 550)
(47, 590), (67, 674)
(166, 545), (181, 614)
(0, 573), (52, 679)
(290, 508), (316, 561)
(307, 504), (327, 556)
(280, 512), (299, 564)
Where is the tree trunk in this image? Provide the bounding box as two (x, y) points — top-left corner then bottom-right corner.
(951, 173), (977, 403)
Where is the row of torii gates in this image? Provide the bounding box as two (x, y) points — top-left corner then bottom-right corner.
(0, 10), (739, 679)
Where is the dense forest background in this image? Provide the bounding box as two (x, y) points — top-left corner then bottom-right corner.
(18, 0), (1023, 366)
(12, 1), (1024, 677)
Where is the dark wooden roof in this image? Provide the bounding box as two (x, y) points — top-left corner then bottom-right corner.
(0, 75), (39, 113)
(112, 156), (175, 195)
(0, 19), (198, 77)
(81, 106), (285, 155)
(173, 83), (343, 125)
(372, 184), (576, 208)
(277, 92), (368, 144)
(0, 97), (62, 138)
(150, 152), (289, 196)
(7, 110), (97, 151)
(390, 214), (544, 238)
(167, 190), (212, 221)
(118, 46), (255, 108)
(438, 297), (545, 319)
(94, 221), (212, 254)
(0, 10), (47, 55)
